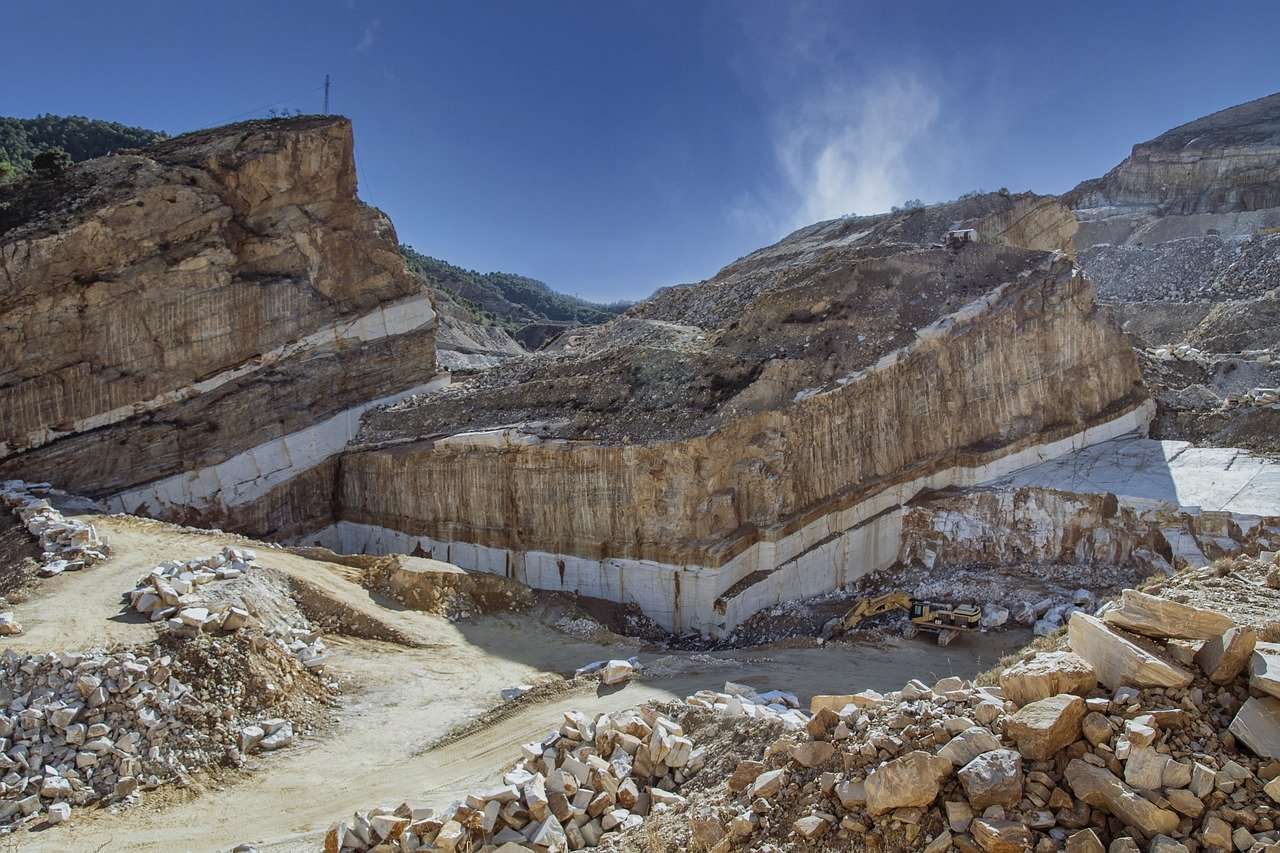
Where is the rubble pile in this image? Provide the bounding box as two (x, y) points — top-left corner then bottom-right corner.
(1135, 554), (1280, 631)
(1081, 234), (1280, 306)
(0, 634), (317, 829)
(324, 705), (705, 852)
(0, 480), (110, 578)
(127, 548), (328, 669)
(127, 546), (258, 631)
(647, 561), (1280, 853)
(1143, 347), (1280, 410)
(684, 683), (813, 731)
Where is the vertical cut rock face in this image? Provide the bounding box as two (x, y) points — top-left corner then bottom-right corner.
(320, 197), (1147, 635)
(0, 117), (439, 538)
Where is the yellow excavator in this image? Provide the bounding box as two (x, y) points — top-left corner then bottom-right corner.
(835, 591), (982, 646)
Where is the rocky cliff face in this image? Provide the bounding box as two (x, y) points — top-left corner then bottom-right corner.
(1070, 92), (1280, 218)
(1068, 92), (1280, 329)
(310, 194), (1145, 634)
(1065, 92), (1280, 452)
(0, 117), (440, 537)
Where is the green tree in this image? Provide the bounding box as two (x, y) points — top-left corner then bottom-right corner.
(0, 114), (165, 175)
(31, 147), (72, 178)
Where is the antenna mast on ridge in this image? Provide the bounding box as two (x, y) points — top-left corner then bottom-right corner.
(323, 74), (331, 114)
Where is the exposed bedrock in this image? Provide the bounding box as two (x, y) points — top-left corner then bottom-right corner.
(304, 240), (1147, 635)
(1068, 92), (1280, 217)
(1064, 93), (1280, 453)
(901, 440), (1280, 577)
(0, 117), (440, 529)
(1068, 93), (1280, 341)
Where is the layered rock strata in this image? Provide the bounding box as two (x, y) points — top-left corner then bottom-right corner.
(306, 214), (1145, 635)
(1067, 92), (1280, 452)
(0, 117), (441, 537)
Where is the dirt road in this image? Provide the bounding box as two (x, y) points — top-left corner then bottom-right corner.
(11, 515), (1026, 852)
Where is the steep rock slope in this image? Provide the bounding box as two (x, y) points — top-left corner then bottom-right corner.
(0, 117), (441, 538)
(430, 287), (527, 372)
(1067, 92), (1280, 450)
(314, 194), (1146, 635)
(401, 246), (626, 369)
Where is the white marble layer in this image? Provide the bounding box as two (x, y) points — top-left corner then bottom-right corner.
(991, 437), (1280, 517)
(107, 372), (450, 517)
(4, 291), (437, 456)
(302, 400), (1155, 636)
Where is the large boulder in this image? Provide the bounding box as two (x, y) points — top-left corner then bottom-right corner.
(938, 727), (1004, 767)
(1068, 613), (1193, 689)
(864, 750), (952, 815)
(601, 660), (635, 686)
(999, 651), (1097, 707)
(1064, 760), (1179, 836)
(1229, 696), (1280, 759)
(1003, 694), (1085, 760)
(1102, 589), (1234, 640)
(1195, 626), (1256, 685)
(958, 749), (1023, 809)
(1252, 642), (1280, 699)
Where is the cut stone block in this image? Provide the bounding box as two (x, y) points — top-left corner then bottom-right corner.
(1195, 626), (1256, 685)
(1068, 613), (1193, 690)
(1004, 694), (1085, 760)
(864, 750), (952, 815)
(1229, 696), (1280, 759)
(1064, 759), (1179, 836)
(958, 749), (1023, 809)
(1102, 589), (1234, 640)
(1250, 642), (1280, 699)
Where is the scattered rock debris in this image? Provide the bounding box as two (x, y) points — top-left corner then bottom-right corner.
(126, 547), (329, 669)
(325, 705), (705, 852)
(0, 633), (328, 830)
(1, 480), (110, 579)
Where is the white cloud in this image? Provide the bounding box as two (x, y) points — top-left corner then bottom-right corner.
(723, 4), (957, 235)
(775, 71), (941, 225)
(355, 18), (380, 52)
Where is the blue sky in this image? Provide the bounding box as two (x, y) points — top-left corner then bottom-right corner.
(6, 1), (1280, 301)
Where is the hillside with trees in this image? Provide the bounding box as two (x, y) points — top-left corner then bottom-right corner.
(0, 114), (165, 180)
(400, 244), (629, 331)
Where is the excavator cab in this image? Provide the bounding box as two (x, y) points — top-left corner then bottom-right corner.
(951, 603), (982, 628)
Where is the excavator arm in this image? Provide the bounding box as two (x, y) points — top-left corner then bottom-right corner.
(839, 591), (912, 631)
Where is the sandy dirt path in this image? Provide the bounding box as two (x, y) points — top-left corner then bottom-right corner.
(7, 516), (456, 651)
(6, 514), (1026, 852)
(25, 632), (1022, 852)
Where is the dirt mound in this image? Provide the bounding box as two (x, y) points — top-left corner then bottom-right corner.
(0, 513), (41, 604)
(165, 633), (332, 743)
(372, 554), (534, 619)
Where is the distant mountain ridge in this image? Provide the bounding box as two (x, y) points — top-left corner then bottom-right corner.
(400, 244), (628, 331)
(0, 114), (166, 175)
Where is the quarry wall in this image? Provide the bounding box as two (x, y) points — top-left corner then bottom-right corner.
(0, 117), (441, 534)
(304, 261), (1149, 635)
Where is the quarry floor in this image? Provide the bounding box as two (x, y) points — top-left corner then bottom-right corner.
(12, 515), (1028, 852)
